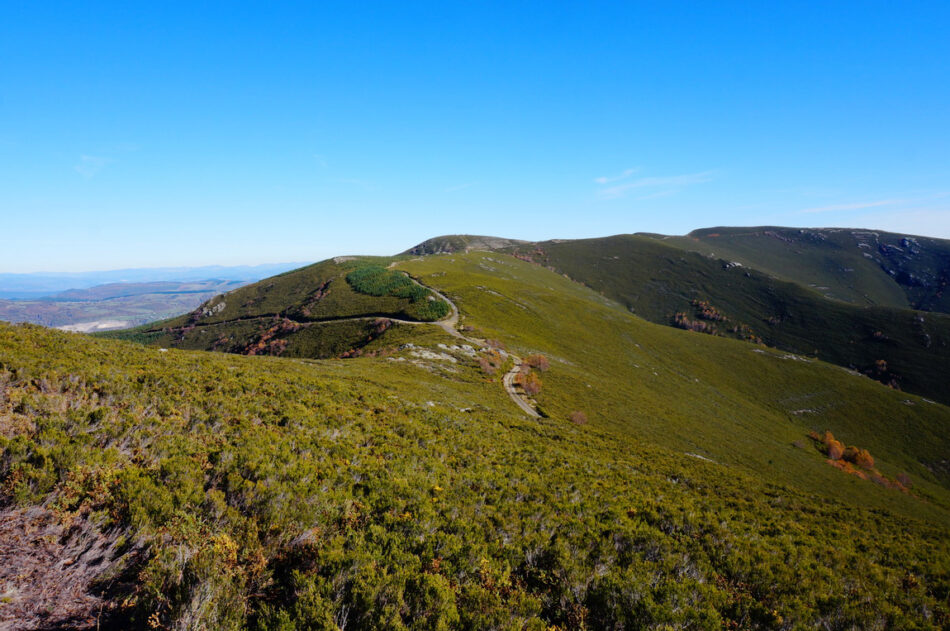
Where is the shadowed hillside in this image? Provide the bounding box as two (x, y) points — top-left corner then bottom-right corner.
(656, 226), (950, 312)
(496, 234), (950, 406)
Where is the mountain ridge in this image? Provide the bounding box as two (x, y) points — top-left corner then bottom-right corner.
(399, 228), (950, 405)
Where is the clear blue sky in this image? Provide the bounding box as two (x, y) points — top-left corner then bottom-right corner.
(2, 2), (949, 272)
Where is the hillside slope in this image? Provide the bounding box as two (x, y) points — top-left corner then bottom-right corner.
(4, 245), (950, 629)
(397, 252), (950, 495)
(3, 266), (950, 628)
(107, 258), (452, 358)
(654, 226), (950, 311)
(403, 235), (530, 255)
(497, 234), (950, 406)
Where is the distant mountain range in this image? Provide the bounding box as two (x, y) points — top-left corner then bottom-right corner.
(0, 263), (309, 331)
(0, 262), (308, 299)
(0, 280), (250, 331)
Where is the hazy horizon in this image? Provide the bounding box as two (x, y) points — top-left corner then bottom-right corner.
(8, 221), (950, 276)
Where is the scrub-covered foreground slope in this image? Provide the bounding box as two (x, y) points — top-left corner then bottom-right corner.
(2, 246), (949, 629)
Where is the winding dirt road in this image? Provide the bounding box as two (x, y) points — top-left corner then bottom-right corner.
(501, 360), (541, 418)
(404, 274), (540, 418)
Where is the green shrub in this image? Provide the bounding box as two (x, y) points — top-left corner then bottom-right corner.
(346, 265), (449, 321)
(346, 265), (417, 298)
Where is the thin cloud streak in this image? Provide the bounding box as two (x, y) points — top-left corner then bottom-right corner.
(597, 170), (715, 200)
(800, 199), (902, 214)
(636, 190), (677, 201)
(337, 178), (373, 189)
(594, 167), (638, 185)
(854, 207), (950, 239)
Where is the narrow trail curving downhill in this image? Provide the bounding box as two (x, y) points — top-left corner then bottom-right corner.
(397, 271), (540, 418)
(500, 360), (541, 418)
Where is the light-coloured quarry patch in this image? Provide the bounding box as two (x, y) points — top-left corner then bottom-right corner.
(57, 320), (130, 333)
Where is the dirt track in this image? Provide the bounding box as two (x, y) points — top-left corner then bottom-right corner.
(410, 277), (540, 418)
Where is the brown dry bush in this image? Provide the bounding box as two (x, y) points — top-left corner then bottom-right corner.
(478, 349), (504, 375)
(852, 448), (875, 470)
(827, 440), (844, 461)
(521, 371), (542, 396)
(524, 354), (550, 372)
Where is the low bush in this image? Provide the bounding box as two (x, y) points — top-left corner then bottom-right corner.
(524, 354), (550, 372)
(520, 371), (542, 396)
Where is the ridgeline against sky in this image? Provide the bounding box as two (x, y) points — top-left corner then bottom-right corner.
(1, 2), (948, 272)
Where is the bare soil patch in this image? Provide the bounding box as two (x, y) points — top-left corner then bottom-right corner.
(0, 507), (134, 631)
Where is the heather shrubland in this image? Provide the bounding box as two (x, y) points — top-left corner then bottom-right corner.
(4, 250), (950, 629)
(107, 259), (451, 362)
(2, 322), (949, 629)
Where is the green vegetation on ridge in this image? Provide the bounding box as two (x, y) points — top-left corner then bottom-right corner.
(657, 226), (950, 312)
(346, 264), (450, 321)
(107, 258), (450, 359)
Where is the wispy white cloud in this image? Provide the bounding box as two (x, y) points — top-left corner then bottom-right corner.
(74, 155), (110, 178)
(597, 170), (715, 200)
(800, 199), (902, 214)
(799, 192), (950, 215)
(855, 207), (950, 239)
(444, 182), (476, 193)
(789, 192), (950, 237)
(103, 142), (140, 153)
(594, 167), (638, 185)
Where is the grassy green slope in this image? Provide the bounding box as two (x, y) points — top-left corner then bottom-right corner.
(167, 258), (437, 325)
(106, 258), (450, 359)
(398, 252), (950, 501)
(500, 234), (950, 407)
(654, 226), (950, 311)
